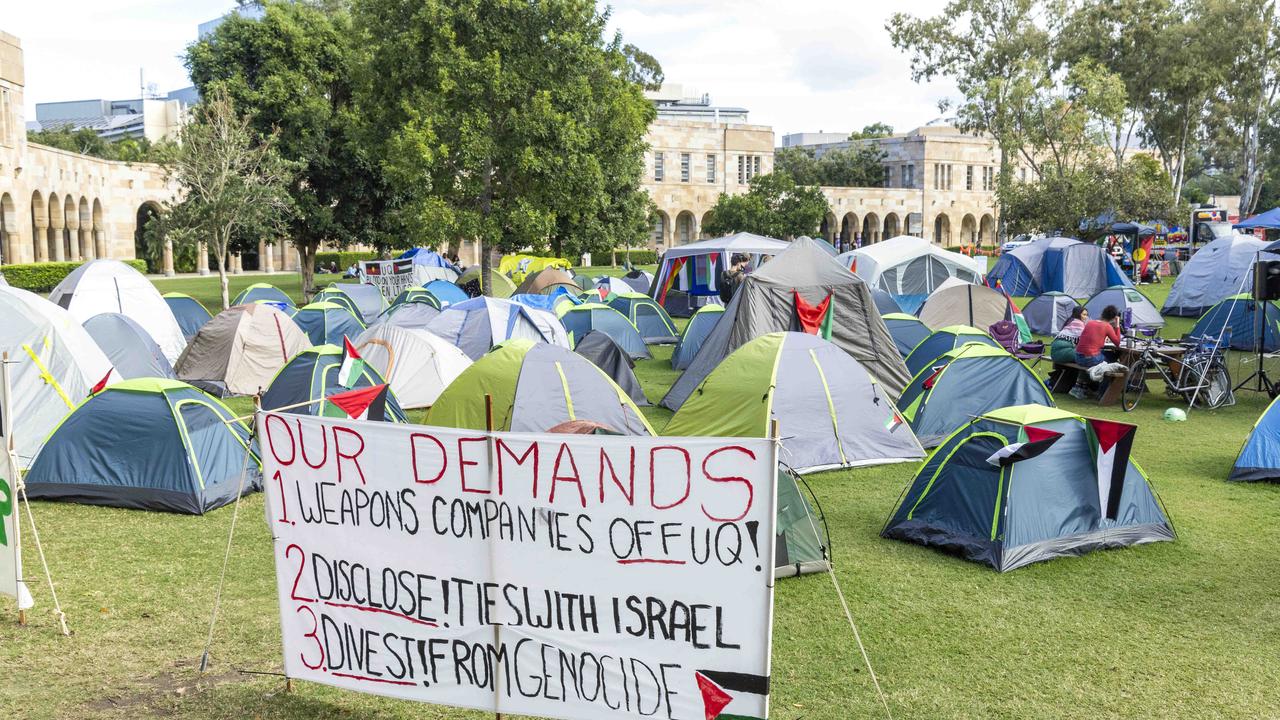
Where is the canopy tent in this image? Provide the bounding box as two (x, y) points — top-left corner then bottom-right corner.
(916, 279), (1012, 330)
(260, 345), (407, 422)
(663, 236), (911, 410)
(1234, 207), (1280, 229)
(390, 287), (441, 310)
(838, 235), (985, 313)
(558, 303), (650, 359)
(1084, 286), (1164, 329)
(426, 296), (570, 360)
(24, 378), (260, 514)
(986, 236), (1131, 297)
(665, 332), (924, 473)
(1022, 292), (1079, 335)
(572, 330), (648, 406)
(354, 324), (472, 409)
(424, 279), (470, 307)
(372, 301), (441, 330)
(870, 288), (902, 315)
(651, 232), (789, 316)
(291, 301), (367, 346)
(606, 292), (679, 344)
(163, 293), (213, 342)
(176, 303), (312, 396)
(882, 405), (1174, 571)
(456, 266), (516, 298)
(426, 339), (653, 434)
(671, 304), (725, 370)
(1162, 233), (1272, 317)
(48, 259), (187, 362)
(1188, 295), (1280, 351)
(0, 287), (117, 469)
(897, 343), (1054, 447)
(232, 283), (294, 307)
(883, 313), (932, 358)
(333, 283), (390, 323)
(514, 267), (581, 296)
(903, 325), (1000, 378)
(83, 313), (175, 380)
(312, 286), (363, 318)
(497, 255), (572, 284)
(1231, 394), (1280, 480)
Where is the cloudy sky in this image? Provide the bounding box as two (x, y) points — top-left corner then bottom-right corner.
(6, 0), (956, 141)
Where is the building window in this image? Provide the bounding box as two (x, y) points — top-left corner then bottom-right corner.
(706, 154), (716, 183)
(966, 165), (974, 191)
(982, 166), (994, 191)
(884, 166), (894, 188)
(652, 214), (665, 245)
(753, 156), (761, 177)
(1020, 167), (1027, 182)
(680, 153), (690, 183)
(737, 155), (761, 184)
(933, 163), (952, 190)
(0, 87), (10, 146)
(904, 164), (915, 187)
(654, 152), (664, 182)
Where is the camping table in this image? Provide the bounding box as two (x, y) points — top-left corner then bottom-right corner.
(1101, 340), (1186, 405)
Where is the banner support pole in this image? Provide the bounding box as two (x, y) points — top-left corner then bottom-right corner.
(484, 394), (503, 720)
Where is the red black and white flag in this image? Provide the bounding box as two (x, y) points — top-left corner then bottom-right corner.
(90, 369), (113, 395)
(322, 384), (388, 422)
(985, 426), (1063, 467)
(1089, 418), (1137, 519)
(694, 669), (769, 720)
(792, 290), (833, 340)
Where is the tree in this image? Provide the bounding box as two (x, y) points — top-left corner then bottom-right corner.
(849, 122), (894, 140)
(703, 172), (830, 239)
(27, 127), (173, 163)
(354, 0), (657, 289)
(159, 89), (297, 309)
(1000, 154), (1178, 238)
(772, 144), (886, 187)
(186, 0), (398, 299)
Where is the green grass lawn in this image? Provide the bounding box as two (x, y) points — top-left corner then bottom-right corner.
(5, 275), (1280, 719)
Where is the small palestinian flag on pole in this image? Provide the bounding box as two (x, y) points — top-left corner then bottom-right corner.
(985, 425), (1063, 466)
(336, 337), (364, 389)
(694, 670), (769, 720)
(793, 290), (833, 340)
(322, 384), (388, 422)
(90, 369), (113, 395)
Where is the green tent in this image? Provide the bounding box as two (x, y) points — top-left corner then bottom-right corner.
(456, 266), (517, 298)
(774, 467), (830, 578)
(231, 282), (294, 307)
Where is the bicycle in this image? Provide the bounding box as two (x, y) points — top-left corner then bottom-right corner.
(1120, 329), (1234, 412)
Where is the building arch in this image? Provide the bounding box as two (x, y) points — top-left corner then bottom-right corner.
(820, 211), (838, 244)
(46, 192), (63, 262)
(979, 214), (996, 246)
(674, 210), (697, 245)
(135, 201), (165, 273)
(960, 213), (978, 247)
(63, 195), (78, 261)
(934, 212), (953, 246)
(78, 197), (92, 260)
(883, 212), (901, 239)
(701, 211), (714, 239)
(0, 193), (15, 264)
(650, 209), (669, 248)
(861, 212), (880, 245)
(92, 198), (106, 258)
(840, 212), (858, 251)
(30, 191), (46, 262)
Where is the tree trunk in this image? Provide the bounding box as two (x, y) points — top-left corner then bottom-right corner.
(298, 242), (317, 302)
(1173, 107), (1191, 205)
(215, 245), (230, 310)
(478, 156), (494, 297)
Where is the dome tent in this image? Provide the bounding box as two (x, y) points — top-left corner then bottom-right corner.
(372, 302), (441, 330)
(916, 279), (1012, 331)
(663, 237), (911, 410)
(558, 303), (650, 359)
(426, 340), (653, 434)
(427, 297), (570, 360)
(83, 313), (176, 380)
(0, 287), (117, 469)
(24, 378), (260, 514)
(870, 288), (902, 315)
(882, 405), (1174, 571)
(665, 332), (924, 473)
(424, 279), (470, 307)
(514, 267), (581, 296)
(1162, 233), (1272, 317)
(897, 343), (1054, 447)
(163, 292), (213, 341)
(1188, 295), (1280, 351)
(456, 266), (516, 298)
(607, 292), (679, 344)
(671, 304), (725, 370)
(354, 324), (472, 409)
(572, 330), (648, 406)
(260, 345), (408, 422)
(312, 286), (363, 318)
(1022, 292), (1079, 335)
(1231, 394), (1280, 481)
(333, 283), (390, 323)
(389, 286), (440, 310)
(883, 313), (932, 358)
(232, 283), (294, 307)
(839, 235), (985, 313)
(903, 325), (1000, 378)
(985, 236), (1131, 297)
(48, 259), (187, 362)
(1084, 286), (1163, 329)
(176, 304), (312, 396)
(291, 301), (367, 346)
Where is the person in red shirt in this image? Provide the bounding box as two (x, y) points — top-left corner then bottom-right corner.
(1075, 305), (1122, 367)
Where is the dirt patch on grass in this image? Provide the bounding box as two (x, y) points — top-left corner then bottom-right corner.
(84, 660), (252, 716)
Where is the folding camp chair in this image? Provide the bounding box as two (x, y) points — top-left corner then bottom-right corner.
(989, 320), (1044, 364)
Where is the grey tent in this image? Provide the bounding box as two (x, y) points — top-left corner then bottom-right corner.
(374, 301), (441, 330)
(176, 304), (312, 396)
(163, 293), (213, 342)
(620, 269), (654, 293)
(1162, 233), (1271, 316)
(338, 283), (391, 323)
(1085, 286), (1163, 329)
(83, 312), (176, 380)
(871, 288), (903, 315)
(573, 330), (649, 406)
(1022, 292), (1079, 335)
(671, 304), (725, 370)
(882, 405), (1174, 571)
(917, 280), (1011, 330)
(662, 237), (911, 410)
(773, 468), (830, 578)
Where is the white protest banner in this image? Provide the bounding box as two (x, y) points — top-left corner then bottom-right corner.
(258, 411), (777, 720)
(0, 358), (34, 611)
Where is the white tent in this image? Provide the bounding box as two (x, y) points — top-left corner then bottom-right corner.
(427, 297), (571, 360)
(0, 287), (118, 468)
(48, 260), (187, 362)
(1162, 233), (1273, 317)
(838, 235), (985, 312)
(354, 324), (472, 408)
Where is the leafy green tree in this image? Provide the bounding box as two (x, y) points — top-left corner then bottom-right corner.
(703, 172), (830, 239)
(27, 127), (173, 163)
(1001, 154), (1178, 238)
(849, 122), (893, 140)
(186, 0), (398, 298)
(773, 145), (886, 187)
(353, 0), (656, 287)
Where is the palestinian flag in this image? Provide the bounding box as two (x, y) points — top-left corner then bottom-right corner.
(323, 384), (388, 421)
(694, 670), (768, 720)
(793, 290), (833, 340)
(90, 368), (113, 394)
(994, 280), (1032, 343)
(1089, 418), (1136, 519)
(336, 337), (365, 388)
(985, 426), (1063, 466)
(884, 407), (905, 432)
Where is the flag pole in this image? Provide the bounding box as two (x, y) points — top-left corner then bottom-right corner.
(483, 394), (504, 720)
(2, 352), (19, 627)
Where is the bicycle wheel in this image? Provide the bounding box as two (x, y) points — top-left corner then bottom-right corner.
(1188, 361), (1233, 409)
(1121, 361), (1147, 412)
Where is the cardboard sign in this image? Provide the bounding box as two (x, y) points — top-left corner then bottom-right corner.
(258, 412), (778, 720)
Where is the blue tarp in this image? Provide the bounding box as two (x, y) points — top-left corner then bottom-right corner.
(1235, 208), (1280, 230)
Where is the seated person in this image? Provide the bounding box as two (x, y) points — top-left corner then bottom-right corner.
(1050, 306), (1087, 364)
(1071, 304), (1121, 399)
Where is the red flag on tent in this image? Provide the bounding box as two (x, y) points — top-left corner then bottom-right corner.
(985, 426), (1063, 466)
(793, 291), (833, 340)
(90, 369), (113, 395)
(1089, 418), (1137, 519)
(323, 384), (388, 421)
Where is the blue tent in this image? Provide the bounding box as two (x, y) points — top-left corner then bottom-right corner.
(424, 279), (469, 307)
(559, 304), (650, 359)
(292, 301), (366, 346)
(903, 325), (1000, 378)
(871, 288), (903, 315)
(1188, 294), (1280, 351)
(1234, 207), (1280, 230)
(1232, 395), (1280, 481)
(510, 288), (580, 314)
(398, 247), (461, 272)
(24, 378), (260, 513)
(987, 237), (1130, 297)
(883, 313), (932, 358)
(232, 283), (294, 307)
(261, 345), (407, 422)
(671, 304), (725, 370)
(83, 312), (176, 380)
(607, 292), (679, 344)
(163, 293), (212, 341)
